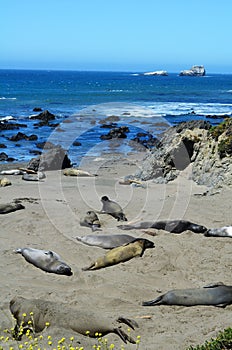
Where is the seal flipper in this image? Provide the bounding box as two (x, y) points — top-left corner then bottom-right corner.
(113, 328), (136, 344)
(117, 317), (139, 330)
(142, 295), (163, 306)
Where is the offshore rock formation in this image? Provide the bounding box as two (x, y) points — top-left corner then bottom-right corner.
(143, 70), (168, 76)
(135, 119), (232, 189)
(179, 65), (205, 76)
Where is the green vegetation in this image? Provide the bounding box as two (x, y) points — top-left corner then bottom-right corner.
(209, 118), (232, 158)
(0, 313), (141, 350)
(187, 327), (232, 350)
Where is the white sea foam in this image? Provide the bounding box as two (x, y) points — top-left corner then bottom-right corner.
(0, 97), (16, 100)
(0, 115), (14, 121)
(147, 102), (232, 116)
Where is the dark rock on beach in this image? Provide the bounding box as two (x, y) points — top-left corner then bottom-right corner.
(132, 132), (159, 149)
(135, 118), (232, 189)
(27, 145), (72, 171)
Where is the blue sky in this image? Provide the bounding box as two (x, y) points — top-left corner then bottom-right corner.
(1, 0), (232, 73)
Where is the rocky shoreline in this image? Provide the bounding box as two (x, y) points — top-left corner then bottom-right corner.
(135, 118), (232, 190)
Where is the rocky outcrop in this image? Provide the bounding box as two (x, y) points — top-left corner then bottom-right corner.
(135, 119), (232, 189)
(100, 125), (129, 140)
(27, 146), (72, 171)
(8, 132), (38, 142)
(179, 65), (205, 76)
(143, 70), (168, 76)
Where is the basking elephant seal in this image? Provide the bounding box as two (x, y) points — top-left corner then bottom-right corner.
(100, 196), (127, 221)
(82, 238), (154, 270)
(142, 283), (232, 308)
(205, 226), (232, 238)
(10, 296), (138, 343)
(118, 219), (207, 233)
(80, 211), (101, 231)
(63, 168), (96, 177)
(0, 202), (25, 214)
(22, 171), (46, 181)
(75, 233), (137, 249)
(0, 177), (11, 187)
(0, 169), (23, 175)
(14, 247), (72, 276)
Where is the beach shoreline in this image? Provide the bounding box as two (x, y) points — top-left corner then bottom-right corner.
(0, 152), (232, 349)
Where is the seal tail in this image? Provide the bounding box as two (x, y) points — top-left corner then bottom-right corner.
(142, 295), (163, 306)
(114, 328), (136, 344)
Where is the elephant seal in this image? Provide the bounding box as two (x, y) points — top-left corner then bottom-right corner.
(0, 177), (11, 187)
(82, 238), (154, 270)
(75, 233), (137, 249)
(10, 296), (138, 343)
(142, 282), (232, 308)
(63, 168), (96, 177)
(100, 195), (127, 221)
(0, 202), (25, 214)
(0, 169), (23, 175)
(80, 211), (101, 231)
(205, 226), (232, 238)
(118, 219), (207, 233)
(22, 171), (46, 181)
(14, 247), (72, 276)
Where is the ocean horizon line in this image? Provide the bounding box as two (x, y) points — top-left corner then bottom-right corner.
(1, 67), (232, 75)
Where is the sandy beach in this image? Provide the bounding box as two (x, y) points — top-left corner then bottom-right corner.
(0, 150), (232, 350)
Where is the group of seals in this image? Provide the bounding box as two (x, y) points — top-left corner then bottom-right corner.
(14, 247), (73, 276)
(100, 195), (127, 221)
(82, 238), (154, 271)
(142, 282), (232, 308)
(10, 296), (138, 344)
(118, 219), (207, 234)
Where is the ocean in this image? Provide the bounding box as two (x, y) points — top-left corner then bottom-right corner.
(0, 69), (232, 165)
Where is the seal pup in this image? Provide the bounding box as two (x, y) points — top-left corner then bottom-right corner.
(75, 233), (137, 249)
(80, 211), (101, 231)
(0, 202), (25, 214)
(82, 238), (154, 270)
(0, 177), (11, 187)
(63, 168), (96, 177)
(100, 195), (127, 221)
(10, 296), (138, 343)
(205, 226), (232, 238)
(22, 171), (46, 181)
(14, 247), (72, 276)
(118, 219), (207, 233)
(142, 282), (232, 308)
